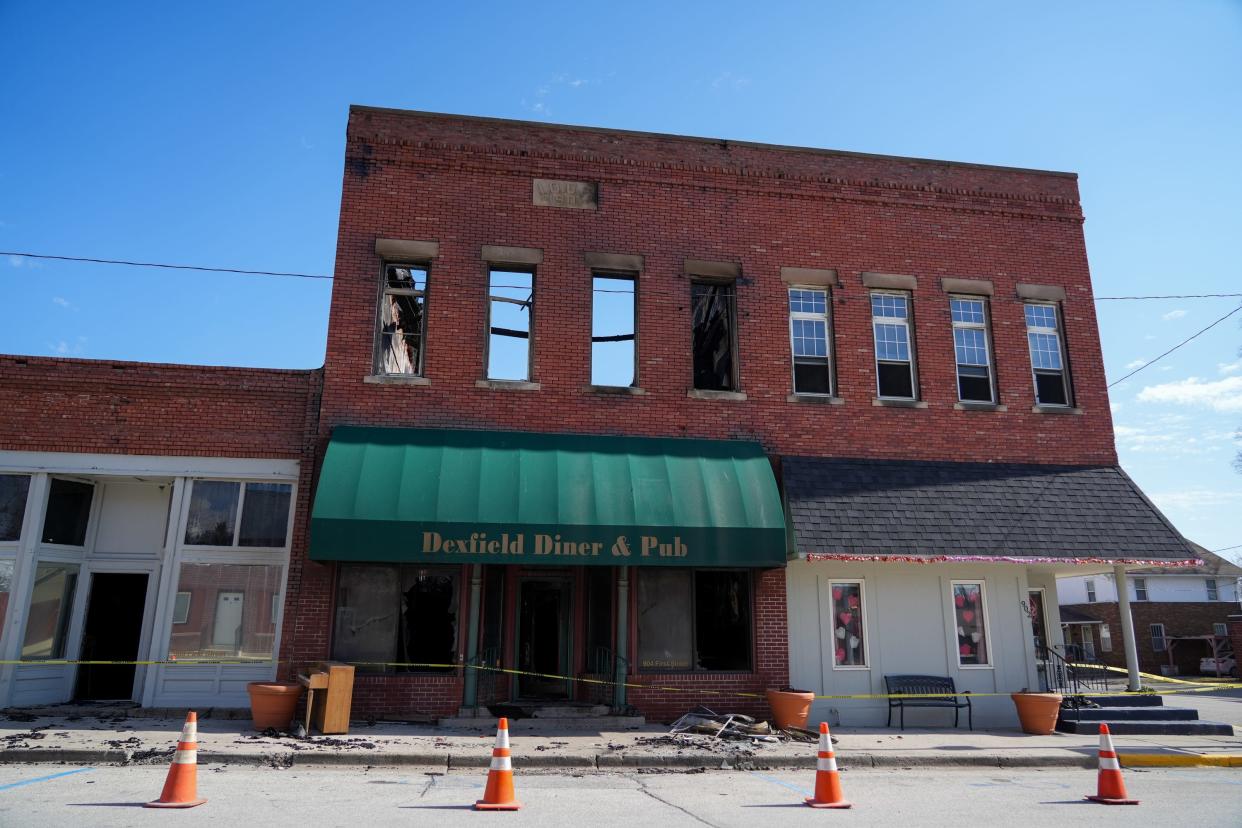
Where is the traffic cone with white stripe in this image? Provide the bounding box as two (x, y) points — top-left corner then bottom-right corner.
(805, 721), (852, 809)
(144, 711), (207, 809)
(1085, 723), (1139, 805)
(474, 717), (522, 811)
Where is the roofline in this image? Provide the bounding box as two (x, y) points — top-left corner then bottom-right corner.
(348, 105), (1079, 180)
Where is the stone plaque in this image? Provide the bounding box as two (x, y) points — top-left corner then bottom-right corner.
(533, 178), (598, 210)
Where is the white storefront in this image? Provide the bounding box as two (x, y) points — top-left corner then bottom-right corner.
(0, 451), (296, 709)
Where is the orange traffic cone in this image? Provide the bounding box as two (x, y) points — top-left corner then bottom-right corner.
(144, 711), (207, 809)
(1085, 724), (1139, 805)
(474, 718), (522, 811)
(805, 721), (852, 809)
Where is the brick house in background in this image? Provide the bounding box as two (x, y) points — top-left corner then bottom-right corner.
(1059, 546), (1240, 676)
(0, 107), (1202, 725)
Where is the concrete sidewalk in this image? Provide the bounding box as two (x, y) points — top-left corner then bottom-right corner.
(2, 711), (1239, 770)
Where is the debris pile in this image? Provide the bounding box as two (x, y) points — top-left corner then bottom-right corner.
(668, 707), (821, 744)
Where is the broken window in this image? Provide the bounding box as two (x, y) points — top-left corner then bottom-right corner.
(377, 264), (427, 376)
(1024, 303), (1071, 406)
(637, 569), (752, 672)
(184, 480), (291, 548)
(950, 297), (994, 402)
(0, 474), (31, 542)
(332, 564), (458, 673)
(788, 287), (833, 395)
(591, 274), (637, 386)
(871, 292), (916, 399)
(487, 269), (534, 381)
(41, 479), (94, 546)
(691, 280), (738, 391)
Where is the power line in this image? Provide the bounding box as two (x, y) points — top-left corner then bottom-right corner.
(1107, 302), (1242, 388)
(1096, 293), (1242, 300)
(1213, 544), (1241, 553)
(1, 251), (332, 281)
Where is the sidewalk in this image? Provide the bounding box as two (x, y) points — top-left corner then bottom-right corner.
(2, 711), (1239, 770)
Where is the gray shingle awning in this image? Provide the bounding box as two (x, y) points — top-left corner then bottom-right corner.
(783, 458), (1199, 565)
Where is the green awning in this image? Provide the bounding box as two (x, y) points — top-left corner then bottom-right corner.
(310, 427), (787, 568)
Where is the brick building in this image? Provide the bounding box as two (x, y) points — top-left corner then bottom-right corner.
(0, 108), (1202, 724)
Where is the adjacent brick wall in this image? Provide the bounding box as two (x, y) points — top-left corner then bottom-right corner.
(1063, 601), (1236, 675)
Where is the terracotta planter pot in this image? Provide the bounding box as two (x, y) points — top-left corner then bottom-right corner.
(247, 681), (304, 731)
(766, 688), (815, 730)
(1010, 692), (1062, 735)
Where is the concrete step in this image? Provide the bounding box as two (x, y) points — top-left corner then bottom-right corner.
(438, 715), (645, 731)
(1065, 706), (1198, 722)
(532, 705), (611, 718)
(1056, 718), (1234, 736)
(1090, 695), (1164, 708)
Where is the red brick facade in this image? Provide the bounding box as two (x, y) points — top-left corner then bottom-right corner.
(1062, 601), (1237, 675)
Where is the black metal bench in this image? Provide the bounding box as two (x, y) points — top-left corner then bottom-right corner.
(884, 674), (972, 730)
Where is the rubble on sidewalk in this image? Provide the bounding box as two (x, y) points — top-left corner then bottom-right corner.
(667, 706), (825, 745)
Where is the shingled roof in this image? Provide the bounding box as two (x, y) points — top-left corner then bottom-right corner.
(784, 458), (1198, 563)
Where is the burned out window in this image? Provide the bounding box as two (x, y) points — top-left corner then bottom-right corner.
(637, 569), (751, 672)
(377, 264), (427, 376)
(789, 288), (833, 395)
(871, 292), (916, 399)
(21, 562), (78, 659)
(950, 297), (994, 402)
(691, 281), (738, 391)
(1025, 303), (1071, 406)
(591, 274), (637, 387)
(41, 479), (94, 546)
(487, 269), (534, 381)
(332, 565), (458, 673)
(0, 474), (31, 542)
(184, 480), (291, 548)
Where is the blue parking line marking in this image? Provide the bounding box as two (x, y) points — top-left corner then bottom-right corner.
(750, 771), (812, 797)
(0, 767), (93, 791)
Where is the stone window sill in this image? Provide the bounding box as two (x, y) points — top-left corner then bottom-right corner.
(787, 394), (846, 405)
(872, 398), (928, 409)
(585, 385), (647, 396)
(687, 389), (747, 402)
(364, 374), (431, 386)
(1031, 405), (1083, 415)
(476, 379), (542, 391)
(954, 401), (1008, 412)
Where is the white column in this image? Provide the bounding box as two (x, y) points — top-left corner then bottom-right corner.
(1114, 564), (1142, 692)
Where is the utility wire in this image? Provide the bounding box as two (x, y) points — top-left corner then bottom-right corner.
(1096, 293), (1242, 300)
(1107, 302), (1242, 388)
(1212, 543), (1241, 553)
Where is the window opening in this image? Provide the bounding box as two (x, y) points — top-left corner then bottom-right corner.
(1213, 622), (1228, 638)
(1134, 578), (1148, 601)
(1206, 578), (1219, 601)
(0, 474), (31, 542)
(830, 581), (867, 667)
(168, 563), (281, 661)
(1100, 623), (1113, 652)
(377, 264), (427, 376)
(637, 569), (751, 671)
(332, 564), (458, 673)
(952, 582), (989, 666)
(1024, 303), (1070, 406)
(21, 562), (79, 659)
(789, 288), (833, 395)
(172, 591), (192, 625)
(1149, 622), (1166, 652)
(42, 479), (93, 546)
(950, 297), (994, 402)
(487, 269), (534, 381)
(871, 292), (916, 399)
(1085, 579), (1097, 602)
(184, 480), (291, 548)
(591, 274), (637, 386)
(691, 280), (738, 391)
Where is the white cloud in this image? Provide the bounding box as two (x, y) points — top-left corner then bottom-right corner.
(1161, 309), (1187, 320)
(1219, 359), (1242, 375)
(1124, 359), (1146, 370)
(1149, 488), (1242, 513)
(1137, 376), (1242, 412)
(1110, 401), (1123, 414)
(8, 255), (22, 268)
(52, 296), (72, 309)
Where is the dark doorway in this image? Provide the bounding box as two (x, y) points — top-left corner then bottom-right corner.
(516, 579), (571, 699)
(75, 573), (149, 701)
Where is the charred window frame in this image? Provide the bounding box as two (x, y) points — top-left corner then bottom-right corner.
(331, 564), (460, 674)
(591, 272), (638, 387)
(1024, 302), (1072, 406)
(690, 280), (739, 392)
(636, 568), (753, 673)
(486, 268), (535, 381)
(376, 263), (429, 376)
(871, 292), (917, 399)
(950, 297), (995, 402)
(788, 287), (834, 396)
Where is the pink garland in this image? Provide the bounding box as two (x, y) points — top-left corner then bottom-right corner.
(803, 552), (1203, 567)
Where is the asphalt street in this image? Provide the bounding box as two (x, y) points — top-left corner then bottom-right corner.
(0, 764), (1239, 827)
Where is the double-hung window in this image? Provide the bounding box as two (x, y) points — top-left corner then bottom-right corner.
(871, 292), (916, 399)
(1206, 578), (1219, 601)
(950, 297), (994, 402)
(1085, 579), (1097, 602)
(690, 280), (739, 391)
(1133, 577), (1148, 602)
(1024, 303), (1071, 406)
(377, 264), (428, 376)
(788, 287), (833, 395)
(487, 269), (535, 381)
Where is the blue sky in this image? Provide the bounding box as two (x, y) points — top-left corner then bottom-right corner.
(1, 2), (1239, 558)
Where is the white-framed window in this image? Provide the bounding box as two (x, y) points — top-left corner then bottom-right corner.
(487, 268), (535, 381)
(21, 562), (79, 659)
(172, 591), (192, 625)
(950, 581), (990, 667)
(1133, 577), (1148, 602)
(167, 563), (282, 661)
(183, 480), (292, 548)
(1024, 302), (1071, 406)
(829, 580), (867, 668)
(950, 297), (994, 402)
(1082, 637), (1096, 660)
(1213, 622), (1228, 638)
(1085, 579), (1097, 603)
(0, 474), (32, 543)
(591, 272), (637, 387)
(1206, 578), (1219, 601)
(1150, 622), (1166, 652)
(41, 478), (95, 547)
(872, 292), (916, 399)
(789, 287), (833, 396)
(1100, 623), (1113, 652)
(376, 263), (428, 376)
